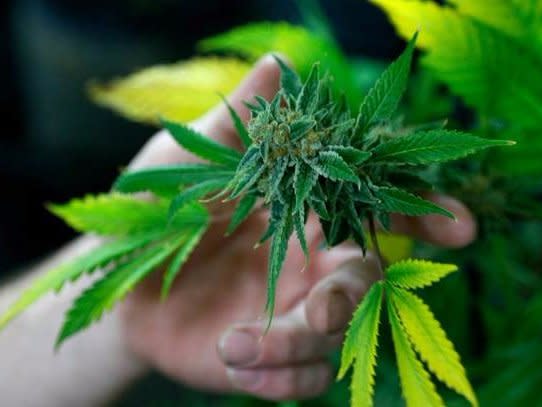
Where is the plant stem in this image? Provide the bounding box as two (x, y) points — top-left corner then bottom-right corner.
(368, 212), (385, 275)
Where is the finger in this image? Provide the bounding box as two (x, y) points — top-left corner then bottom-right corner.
(218, 301), (342, 369)
(196, 54), (283, 148)
(226, 362), (332, 401)
(390, 193), (477, 248)
(306, 251), (381, 335)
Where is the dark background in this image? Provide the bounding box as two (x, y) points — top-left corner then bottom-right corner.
(0, 0), (399, 274)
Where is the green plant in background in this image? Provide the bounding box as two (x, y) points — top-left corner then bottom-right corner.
(2, 0), (542, 406)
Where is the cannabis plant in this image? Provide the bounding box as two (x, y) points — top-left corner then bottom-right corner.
(0, 29), (515, 407)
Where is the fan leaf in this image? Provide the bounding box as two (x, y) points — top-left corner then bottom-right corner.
(387, 297), (445, 407)
(386, 259), (457, 289)
(389, 286), (478, 407)
(371, 130), (514, 165)
(338, 282), (384, 407)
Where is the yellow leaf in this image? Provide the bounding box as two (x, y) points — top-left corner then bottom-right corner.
(390, 286), (478, 407)
(338, 281), (384, 407)
(370, 0), (542, 128)
(387, 297), (445, 407)
(89, 57), (251, 125)
(371, 233), (413, 263)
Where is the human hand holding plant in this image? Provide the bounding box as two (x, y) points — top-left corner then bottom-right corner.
(119, 55), (477, 401)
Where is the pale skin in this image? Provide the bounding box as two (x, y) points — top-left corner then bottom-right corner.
(0, 55), (477, 405)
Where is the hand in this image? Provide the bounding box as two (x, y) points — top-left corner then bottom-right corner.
(120, 55), (477, 401)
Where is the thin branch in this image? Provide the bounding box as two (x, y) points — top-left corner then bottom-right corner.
(368, 212), (385, 275)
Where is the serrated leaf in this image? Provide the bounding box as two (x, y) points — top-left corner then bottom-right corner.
(274, 56), (303, 98)
(228, 158), (266, 200)
(373, 187), (455, 219)
(222, 96), (251, 148)
(294, 207), (309, 266)
(162, 120), (242, 168)
(161, 223), (208, 299)
(56, 237), (185, 347)
(294, 163), (318, 213)
(297, 63), (320, 111)
(266, 157), (288, 202)
(49, 194), (170, 236)
(329, 146), (372, 165)
(265, 203), (293, 327)
(355, 33), (417, 135)
(0, 233), (160, 330)
(290, 119), (316, 141)
(371, 130), (514, 165)
(89, 57), (250, 125)
(387, 298), (445, 407)
(338, 282), (383, 407)
(226, 194), (258, 236)
(389, 286), (478, 407)
(168, 178), (230, 221)
(314, 151), (360, 184)
(113, 164), (234, 197)
(386, 259), (457, 289)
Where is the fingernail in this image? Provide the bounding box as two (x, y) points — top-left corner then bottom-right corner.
(227, 368), (263, 390)
(219, 329), (261, 367)
(326, 289), (354, 334)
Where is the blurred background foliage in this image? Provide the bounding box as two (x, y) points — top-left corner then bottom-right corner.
(1, 0), (541, 406)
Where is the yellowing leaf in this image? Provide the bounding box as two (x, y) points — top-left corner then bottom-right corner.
(372, 233), (413, 264)
(370, 0), (542, 128)
(389, 286), (478, 407)
(89, 57), (250, 125)
(338, 281), (384, 407)
(448, 0), (542, 49)
(386, 259), (457, 289)
(387, 298), (445, 407)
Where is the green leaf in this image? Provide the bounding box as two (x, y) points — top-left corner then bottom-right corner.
(56, 237), (185, 347)
(386, 259), (458, 289)
(226, 194), (258, 236)
(168, 178), (230, 221)
(294, 207), (309, 266)
(338, 282), (384, 407)
(162, 119), (242, 168)
(389, 286), (478, 407)
(0, 233), (160, 330)
(373, 186), (455, 219)
(314, 151), (360, 184)
(49, 194), (170, 236)
(355, 33), (417, 135)
(265, 203), (294, 327)
(198, 22), (359, 108)
(274, 56), (302, 98)
(113, 164), (234, 197)
(297, 62), (320, 111)
(387, 297), (445, 407)
(228, 157), (266, 200)
(161, 223), (209, 299)
(329, 146), (372, 165)
(371, 130), (514, 165)
(293, 163), (318, 213)
(222, 96), (251, 148)
(290, 119), (316, 141)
